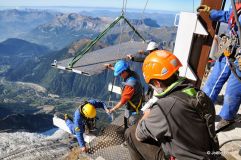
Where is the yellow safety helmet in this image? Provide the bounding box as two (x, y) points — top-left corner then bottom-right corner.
(81, 103), (96, 119)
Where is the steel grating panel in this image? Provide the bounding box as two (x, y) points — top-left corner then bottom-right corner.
(77, 112), (131, 160)
(52, 41), (147, 76)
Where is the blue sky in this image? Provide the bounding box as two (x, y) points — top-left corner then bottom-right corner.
(0, 0), (202, 12)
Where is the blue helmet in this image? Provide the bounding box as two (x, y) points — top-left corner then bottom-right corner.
(114, 60), (129, 76)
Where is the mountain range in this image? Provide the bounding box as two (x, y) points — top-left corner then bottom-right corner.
(0, 9), (57, 42)
(0, 9), (175, 50)
(0, 9), (177, 100)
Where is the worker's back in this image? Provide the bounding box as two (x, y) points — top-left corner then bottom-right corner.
(157, 82), (218, 159)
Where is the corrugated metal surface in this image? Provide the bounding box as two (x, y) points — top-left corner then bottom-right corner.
(53, 41), (147, 76)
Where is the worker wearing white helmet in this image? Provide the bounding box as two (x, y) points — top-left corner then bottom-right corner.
(126, 41), (160, 102)
(146, 41), (159, 51)
(126, 41), (159, 62)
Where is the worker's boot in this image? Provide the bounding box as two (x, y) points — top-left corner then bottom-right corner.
(121, 141), (127, 148)
(54, 112), (65, 120)
(216, 119), (235, 131)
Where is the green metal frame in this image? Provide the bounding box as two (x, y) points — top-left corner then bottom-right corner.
(68, 14), (146, 68)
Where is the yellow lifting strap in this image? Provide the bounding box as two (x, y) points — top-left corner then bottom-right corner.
(128, 98), (142, 114)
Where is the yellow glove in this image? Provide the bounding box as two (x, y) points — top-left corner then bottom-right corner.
(64, 114), (68, 120)
(75, 127), (80, 131)
(197, 5), (211, 13)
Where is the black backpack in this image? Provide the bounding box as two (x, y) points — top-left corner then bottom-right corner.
(170, 88), (220, 159)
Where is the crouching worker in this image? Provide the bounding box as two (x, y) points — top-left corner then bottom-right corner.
(125, 50), (220, 160)
(65, 99), (108, 152)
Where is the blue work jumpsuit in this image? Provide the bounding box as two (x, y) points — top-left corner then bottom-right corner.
(65, 99), (107, 148)
(202, 7), (241, 120)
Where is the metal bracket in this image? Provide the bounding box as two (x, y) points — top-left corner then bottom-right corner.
(173, 12), (208, 81)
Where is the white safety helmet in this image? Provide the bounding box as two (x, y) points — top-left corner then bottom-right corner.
(146, 41), (158, 51)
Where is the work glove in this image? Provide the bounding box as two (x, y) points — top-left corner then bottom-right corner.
(126, 54), (134, 60)
(197, 5), (211, 13)
(80, 146), (88, 153)
(104, 63), (114, 70)
(64, 114), (69, 120)
(137, 50), (145, 54)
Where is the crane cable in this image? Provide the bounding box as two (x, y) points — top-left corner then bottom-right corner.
(193, 0), (194, 13)
(107, 0), (127, 111)
(118, 0), (127, 54)
(130, 0), (149, 41)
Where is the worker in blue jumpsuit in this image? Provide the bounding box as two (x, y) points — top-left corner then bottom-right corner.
(65, 99), (108, 152)
(198, 4), (241, 130)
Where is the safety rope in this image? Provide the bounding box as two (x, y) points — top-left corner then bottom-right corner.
(124, 0), (128, 14)
(130, 0), (149, 41)
(108, 77), (116, 108)
(107, 0), (126, 113)
(118, 0), (126, 55)
(192, 0), (194, 13)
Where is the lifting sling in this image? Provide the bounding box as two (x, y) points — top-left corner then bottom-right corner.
(68, 14), (146, 69)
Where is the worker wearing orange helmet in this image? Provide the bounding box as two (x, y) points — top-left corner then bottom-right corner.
(125, 50), (220, 160)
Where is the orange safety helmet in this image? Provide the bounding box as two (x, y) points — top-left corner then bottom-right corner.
(142, 50), (182, 84)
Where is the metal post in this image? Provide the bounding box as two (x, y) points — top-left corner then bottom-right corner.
(189, 0), (224, 87)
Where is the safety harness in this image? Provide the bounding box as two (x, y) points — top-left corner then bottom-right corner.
(127, 98), (142, 114)
(217, 36), (241, 83)
(170, 89), (220, 157)
(220, 4), (241, 83)
(228, 3), (241, 29)
(122, 73), (143, 115)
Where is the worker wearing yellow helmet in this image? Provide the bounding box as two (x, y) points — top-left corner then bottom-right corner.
(65, 99), (109, 152)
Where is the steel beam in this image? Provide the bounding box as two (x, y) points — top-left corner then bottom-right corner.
(189, 0), (225, 87)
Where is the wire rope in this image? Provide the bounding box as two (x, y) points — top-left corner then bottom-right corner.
(130, 0), (149, 41)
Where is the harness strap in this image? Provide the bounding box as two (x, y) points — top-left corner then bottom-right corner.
(228, 3), (241, 28)
(228, 58), (241, 83)
(128, 98), (142, 114)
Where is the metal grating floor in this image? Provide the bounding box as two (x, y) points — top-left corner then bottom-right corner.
(52, 41), (147, 76)
(79, 112), (131, 160)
